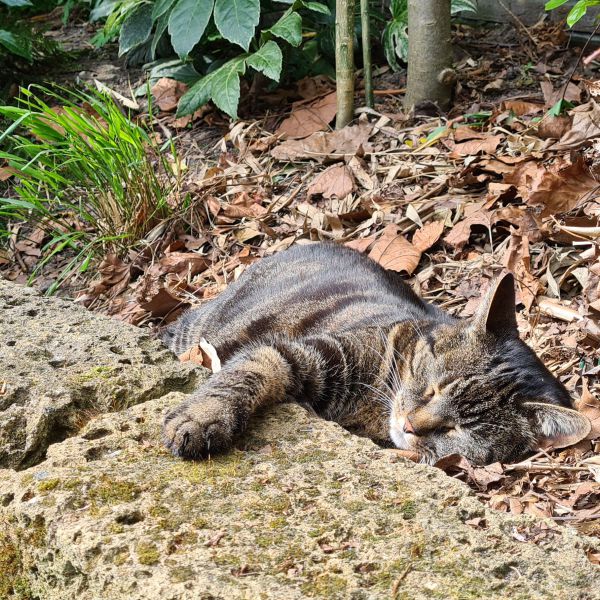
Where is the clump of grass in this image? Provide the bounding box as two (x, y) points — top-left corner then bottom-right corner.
(0, 85), (181, 292)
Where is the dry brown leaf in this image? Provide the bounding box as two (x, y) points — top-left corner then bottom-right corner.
(453, 127), (487, 142)
(503, 154), (598, 217)
(536, 115), (572, 140)
(151, 78), (188, 112)
(412, 221), (444, 252)
(76, 254), (131, 303)
(450, 134), (502, 158)
(0, 166), (18, 181)
(470, 462), (506, 489)
(271, 122), (373, 162)
(345, 235), (377, 253)
(307, 164), (355, 200)
(140, 287), (187, 318)
(552, 100), (600, 150)
(541, 80), (582, 108)
(434, 453), (475, 478)
(576, 379), (600, 440)
(157, 252), (207, 276)
(503, 100), (544, 116)
(502, 234), (540, 311)
(275, 92), (337, 138)
(179, 345), (204, 366)
(443, 207), (494, 250)
(369, 224), (421, 274)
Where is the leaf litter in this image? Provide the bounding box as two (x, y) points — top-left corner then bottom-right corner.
(2, 18), (600, 554)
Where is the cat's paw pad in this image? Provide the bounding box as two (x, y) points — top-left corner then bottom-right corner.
(162, 400), (238, 459)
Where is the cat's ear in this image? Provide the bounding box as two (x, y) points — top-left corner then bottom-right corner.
(472, 272), (518, 336)
(524, 402), (591, 449)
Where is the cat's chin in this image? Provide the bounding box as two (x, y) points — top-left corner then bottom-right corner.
(389, 425), (417, 451)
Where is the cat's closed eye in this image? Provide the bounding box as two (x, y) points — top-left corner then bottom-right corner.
(423, 386), (435, 401)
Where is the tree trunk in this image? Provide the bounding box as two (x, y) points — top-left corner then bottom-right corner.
(335, 0), (355, 128)
(404, 0), (453, 111)
(360, 0), (373, 108)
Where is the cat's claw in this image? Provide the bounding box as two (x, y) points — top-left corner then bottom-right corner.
(162, 400), (236, 459)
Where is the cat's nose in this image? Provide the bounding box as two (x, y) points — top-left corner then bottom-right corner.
(403, 416), (415, 434)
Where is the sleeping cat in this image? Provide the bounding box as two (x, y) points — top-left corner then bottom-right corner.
(161, 243), (590, 465)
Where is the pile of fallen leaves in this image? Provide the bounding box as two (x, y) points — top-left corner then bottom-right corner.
(1, 20), (599, 553)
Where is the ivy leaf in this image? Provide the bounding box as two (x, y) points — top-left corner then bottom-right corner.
(177, 57), (247, 119)
(268, 10), (302, 47)
(0, 29), (32, 61)
(119, 4), (153, 56)
(168, 0), (214, 57)
(214, 0), (260, 51)
(246, 41), (282, 81)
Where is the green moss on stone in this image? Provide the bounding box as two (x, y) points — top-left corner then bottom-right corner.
(73, 366), (116, 383)
(0, 529), (34, 600)
(37, 478), (60, 493)
(136, 542), (160, 565)
(400, 500), (418, 520)
(88, 476), (140, 506)
(301, 574), (347, 596)
(113, 550), (129, 566)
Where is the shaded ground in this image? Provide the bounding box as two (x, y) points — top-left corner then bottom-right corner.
(1, 15), (600, 555)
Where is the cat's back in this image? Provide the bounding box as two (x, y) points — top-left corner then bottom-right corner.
(163, 243), (437, 357)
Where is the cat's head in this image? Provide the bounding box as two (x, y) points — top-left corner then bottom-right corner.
(389, 273), (591, 465)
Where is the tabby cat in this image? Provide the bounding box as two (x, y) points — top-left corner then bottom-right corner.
(161, 243), (590, 465)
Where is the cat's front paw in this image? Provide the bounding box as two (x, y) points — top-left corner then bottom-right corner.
(162, 397), (241, 459)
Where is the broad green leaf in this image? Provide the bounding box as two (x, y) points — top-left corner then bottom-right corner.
(0, 29), (32, 61)
(246, 40), (282, 81)
(90, 0), (119, 21)
(151, 12), (169, 58)
(567, 0), (590, 26)
(209, 58), (246, 118)
(119, 4), (153, 55)
(214, 0), (259, 51)
(382, 18), (408, 69)
(152, 0), (177, 19)
(0, 0), (33, 6)
(302, 1), (330, 14)
(450, 0), (477, 14)
(389, 0), (407, 18)
(426, 125), (448, 142)
(168, 0), (214, 57)
(545, 0), (570, 9)
(177, 70), (219, 117)
(149, 59), (200, 85)
(548, 99), (574, 116)
(177, 57), (246, 118)
(268, 10), (302, 47)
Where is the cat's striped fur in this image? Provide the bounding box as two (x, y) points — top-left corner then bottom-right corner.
(162, 243), (590, 465)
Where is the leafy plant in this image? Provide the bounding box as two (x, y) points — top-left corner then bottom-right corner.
(545, 0), (600, 26)
(383, 0), (477, 71)
(92, 0), (330, 118)
(0, 86), (180, 291)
